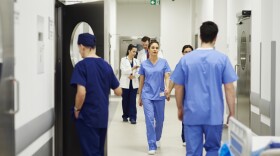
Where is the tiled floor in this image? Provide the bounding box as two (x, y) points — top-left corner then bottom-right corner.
(108, 96), (228, 156)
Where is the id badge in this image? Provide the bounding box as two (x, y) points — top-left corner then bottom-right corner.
(160, 92), (165, 97)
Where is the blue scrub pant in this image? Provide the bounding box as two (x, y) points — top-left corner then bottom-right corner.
(75, 119), (107, 156)
(184, 125), (223, 156)
(121, 82), (138, 121)
(142, 99), (165, 150)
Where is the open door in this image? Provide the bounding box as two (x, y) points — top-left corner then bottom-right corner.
(55, 1), (104, 156)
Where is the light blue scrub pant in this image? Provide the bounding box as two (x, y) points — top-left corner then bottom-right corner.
(142, 99), (165, 150)
(184, 125), (223, 156)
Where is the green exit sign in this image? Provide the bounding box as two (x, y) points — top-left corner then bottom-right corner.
(150, 0), (160, 5)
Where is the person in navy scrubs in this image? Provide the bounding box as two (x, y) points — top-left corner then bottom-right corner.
(171, 21), (237, 156)
(119, 44), (140, 124)
(138, 40), (171, 155)
(70, 33), (122, 156)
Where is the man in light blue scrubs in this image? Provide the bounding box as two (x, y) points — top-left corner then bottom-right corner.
(138, 40), (171, 155)
(171, 21), (237, 156)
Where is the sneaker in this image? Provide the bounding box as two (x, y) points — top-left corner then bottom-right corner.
(156, 141), (160, 148)
(182, 142), (186, 146)
(148, 150), (156, 155)
(130, 119), (136, 124)
(123, 118), (128, 122)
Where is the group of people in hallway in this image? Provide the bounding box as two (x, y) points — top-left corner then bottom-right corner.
(70, 21), (237, 156)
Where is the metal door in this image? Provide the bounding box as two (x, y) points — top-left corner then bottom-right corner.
(236, 16), (251, 127)
(0, 0), (15, 156)
(55, 1), (104, 156)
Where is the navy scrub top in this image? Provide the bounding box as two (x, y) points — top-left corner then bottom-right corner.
(71, 57), (120, 128)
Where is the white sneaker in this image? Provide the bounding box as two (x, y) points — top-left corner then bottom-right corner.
(148, 150), (156, 155)
(182, 142), (186, 146)
(156, 141), (160, 148)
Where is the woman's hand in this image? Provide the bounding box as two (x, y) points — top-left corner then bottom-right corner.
(138, 97), (143, 107)
(165, 89), (170, 101)
(132, 65), (140, 70)
(128, 75), (135, 80)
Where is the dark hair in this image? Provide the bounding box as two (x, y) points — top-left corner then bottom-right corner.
(200, 21), (218, 43)
(126, 44), (137, 56)
(182, 45), (193, 53)
(141, 36), (150, 43)
(148, 40), (159, 49)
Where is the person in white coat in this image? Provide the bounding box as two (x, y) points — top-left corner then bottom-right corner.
(120, 44), (140, 124)
(137, 36), (163, 64)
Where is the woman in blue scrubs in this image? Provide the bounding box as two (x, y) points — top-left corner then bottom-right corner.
(166, 45), (194, 147)
(138, 40), (171, 155)
(70, 33), (122, 156)
(119, 44), (140, 124)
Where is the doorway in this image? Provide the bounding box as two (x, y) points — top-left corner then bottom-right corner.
(55, 1), (104, 156)
(236, 14), (251, 127)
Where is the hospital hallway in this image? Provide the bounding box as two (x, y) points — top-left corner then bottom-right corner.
(107, 96), (228, 156)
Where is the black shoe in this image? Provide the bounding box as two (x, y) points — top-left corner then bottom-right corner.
(123, 118), (128, 122)
(130, 119), (136, 124)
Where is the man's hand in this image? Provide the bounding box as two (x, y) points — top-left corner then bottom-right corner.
(74, 111), (80, 119)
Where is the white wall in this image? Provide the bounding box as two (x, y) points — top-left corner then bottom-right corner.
(105, 0), (117, 63)
(160, 0), (192, 70)
(272, 0), (280, 136)
(117, 2), (160, 37)
(14, 0), (54, 154)
(260, 0), (272, 101)
(251, 0), (261, 94)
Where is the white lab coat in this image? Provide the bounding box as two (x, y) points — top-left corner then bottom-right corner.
(119, 56), (140, 89)
(137, 49), (164, 64)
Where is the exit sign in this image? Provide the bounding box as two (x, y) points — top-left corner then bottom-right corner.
(150, 0), (160, 5)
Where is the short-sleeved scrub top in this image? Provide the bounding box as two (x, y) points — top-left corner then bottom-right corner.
(138, 58), (171, 100)
(71, 58), (120, 128)
(171, 48), (238, 125)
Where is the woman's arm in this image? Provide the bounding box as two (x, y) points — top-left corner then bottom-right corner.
(138, 75), (144, 106)
(164, 72), (170, 100)
(120, 58), (132, 75)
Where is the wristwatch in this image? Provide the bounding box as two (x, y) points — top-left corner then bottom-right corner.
(74, 106), (80, 112)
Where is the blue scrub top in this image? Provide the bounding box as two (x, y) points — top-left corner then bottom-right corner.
(139, 58), (171, 100)
(70, 58), (120, 128)
(171, 48), (238, 125)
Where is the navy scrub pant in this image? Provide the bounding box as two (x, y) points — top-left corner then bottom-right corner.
(75, 119), (107, 156)
(121, 82), (138, 121)
(184, 124), (223, 156)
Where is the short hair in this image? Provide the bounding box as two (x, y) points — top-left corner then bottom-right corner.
(148, 40), (159, 49)
(141, 36), (150, 43)
(126, 44), (137, 56)
(181, 45), (194, 53)
(200, 21), (218, 43)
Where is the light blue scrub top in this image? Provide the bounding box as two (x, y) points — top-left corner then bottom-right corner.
(139, 58), (171, 100)
(171, 48), (238, 125)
